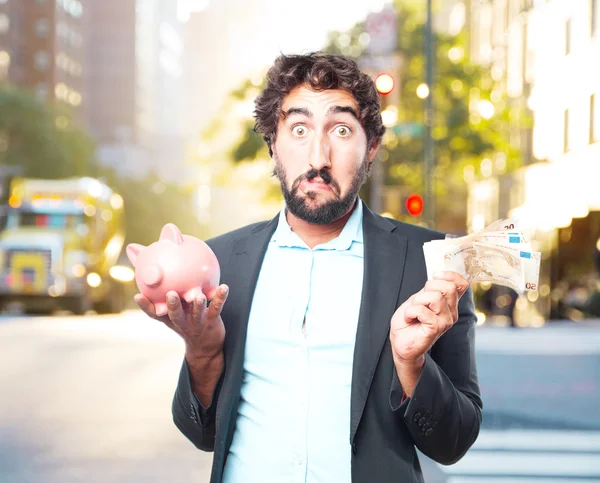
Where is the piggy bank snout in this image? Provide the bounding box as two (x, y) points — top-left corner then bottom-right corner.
(141, 264), (163, 287)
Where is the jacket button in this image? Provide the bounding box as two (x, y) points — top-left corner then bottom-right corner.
(425, 428), (433, 436)
(351, 442), (357, 455)
(418, 417), (427, 427)
(413, 412), (421, 422)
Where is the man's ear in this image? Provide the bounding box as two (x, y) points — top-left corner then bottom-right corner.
(367, 141), (381, 161)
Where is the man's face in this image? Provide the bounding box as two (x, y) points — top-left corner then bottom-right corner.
(272, 85), (379, 225)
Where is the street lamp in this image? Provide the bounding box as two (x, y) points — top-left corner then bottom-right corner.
(416, 83), (430, 99)
(424, 0), (435, 228)
(375, 73), (395, 95)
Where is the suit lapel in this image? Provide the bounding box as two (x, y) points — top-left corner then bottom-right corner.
(215, 215), (277, 469)
(350, 203), (408, 444)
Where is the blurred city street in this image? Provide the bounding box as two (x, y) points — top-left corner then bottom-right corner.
(1, 0), (600, 481)
(1, 311), (599, 483)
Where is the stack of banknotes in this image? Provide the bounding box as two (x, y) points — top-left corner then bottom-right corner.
(423, 218), (541, 293)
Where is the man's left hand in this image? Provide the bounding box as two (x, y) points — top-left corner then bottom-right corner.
(390, 271), (469, 366)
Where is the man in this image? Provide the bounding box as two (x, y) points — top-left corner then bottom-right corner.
(135, 52), (482, 482)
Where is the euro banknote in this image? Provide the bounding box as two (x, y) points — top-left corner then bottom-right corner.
(423, 219), (541, 293)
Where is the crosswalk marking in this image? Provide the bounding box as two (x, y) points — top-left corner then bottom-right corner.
(432, 430), (600, 481)
(444, 451), (600, 477)
(472, 430), (600, 452)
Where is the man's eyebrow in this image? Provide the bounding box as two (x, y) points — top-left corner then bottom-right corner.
(326, 105), (359, 120)
(281, 107), (312, 119)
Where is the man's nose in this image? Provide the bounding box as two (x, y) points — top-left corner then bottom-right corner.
(309, 134), (331, 172)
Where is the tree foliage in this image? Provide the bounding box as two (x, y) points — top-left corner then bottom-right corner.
(0, 85), (95, 178)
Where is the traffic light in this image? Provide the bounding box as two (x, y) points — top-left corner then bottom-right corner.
(375, 73), (395, 96)
(405, 193), (424, 217)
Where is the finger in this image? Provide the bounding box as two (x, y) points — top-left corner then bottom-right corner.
(207, 284), (229, 320)
(411, 291), (448, 315)
(405, 303), (452, 339)
(424, 279), (459, 322)
(191, 293), (207, 325)
(166, 291), (186, 329)
(403, 304), (436, 326)
(433, 271), (469, 298)
(134, 294), (159, 319)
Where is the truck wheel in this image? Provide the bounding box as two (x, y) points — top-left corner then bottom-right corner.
(94, 283), (125, 314)
(67, 297), (91, 316)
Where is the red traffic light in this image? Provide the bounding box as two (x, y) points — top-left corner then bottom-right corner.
(375, 73), (395, 95)
(406, 193), (424, 216)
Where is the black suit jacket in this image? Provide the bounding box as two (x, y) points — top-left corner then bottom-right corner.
(172, 202), (482, 482)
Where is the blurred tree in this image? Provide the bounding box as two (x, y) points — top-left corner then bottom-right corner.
(100, 169), (208, 248)
(0, 85), (95, 178)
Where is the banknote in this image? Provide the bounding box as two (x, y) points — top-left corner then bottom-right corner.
(423, 219), (541, 293)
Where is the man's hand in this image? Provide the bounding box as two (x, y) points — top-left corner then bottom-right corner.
(134, 285), (229, 360)
(390, 271), (469, 368)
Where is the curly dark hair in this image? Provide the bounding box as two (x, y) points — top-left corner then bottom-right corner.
(254, 52), (386, 157)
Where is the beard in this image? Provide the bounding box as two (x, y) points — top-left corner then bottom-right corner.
(272, 153), (371, 225)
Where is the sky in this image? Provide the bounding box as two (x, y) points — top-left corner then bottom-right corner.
(178, 0), (392, 77)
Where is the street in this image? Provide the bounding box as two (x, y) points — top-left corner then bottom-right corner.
(0, 311), (213, 483)
(1, 312), (599, 482)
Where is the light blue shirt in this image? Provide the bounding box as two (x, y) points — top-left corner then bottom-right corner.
(223, 200), (365, 483)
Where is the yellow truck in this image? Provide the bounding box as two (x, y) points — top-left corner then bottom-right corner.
(0, 177), (133, 314)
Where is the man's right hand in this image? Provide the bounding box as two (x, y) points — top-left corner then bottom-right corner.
(134, 285), (229, 360)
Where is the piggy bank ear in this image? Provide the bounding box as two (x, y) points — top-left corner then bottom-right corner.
(160, 223), (184, 245)
(126, 243), (145, 267)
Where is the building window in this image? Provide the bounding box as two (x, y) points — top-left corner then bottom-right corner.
(592, 0), (598, 37)
(35, 83), (49, 100)
(35, 18), (51, 38)
(0, 13), (9, 34)
(592, 94), (598, 143)
(34, 50), (51, 71)
(565, 18), (572, 55)
(69, 31), (82, 48)
(0, 50), (10, 80)
(564, 108), (570, 153)
(61, 0), (83, 18)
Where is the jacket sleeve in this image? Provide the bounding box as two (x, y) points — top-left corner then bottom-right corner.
(389, 286), (483, 465)
(172, 358), (224, 452)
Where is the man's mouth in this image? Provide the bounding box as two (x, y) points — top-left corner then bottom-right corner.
(302, 178), (332, 191)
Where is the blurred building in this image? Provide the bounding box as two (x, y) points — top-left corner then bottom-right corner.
(183, 10), (225, 142)
(0, 0), (86, 124)
(86, 0), (186, 184)
(467, 0), (600, 322)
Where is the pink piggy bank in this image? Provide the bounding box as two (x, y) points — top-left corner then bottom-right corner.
(126, 223), (220, 316)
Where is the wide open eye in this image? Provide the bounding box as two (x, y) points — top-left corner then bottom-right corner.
(335, 125), (352, 137)
(292, 125), (308, 137)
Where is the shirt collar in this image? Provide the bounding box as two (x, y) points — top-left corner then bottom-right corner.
(271, 198), (363, 251)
